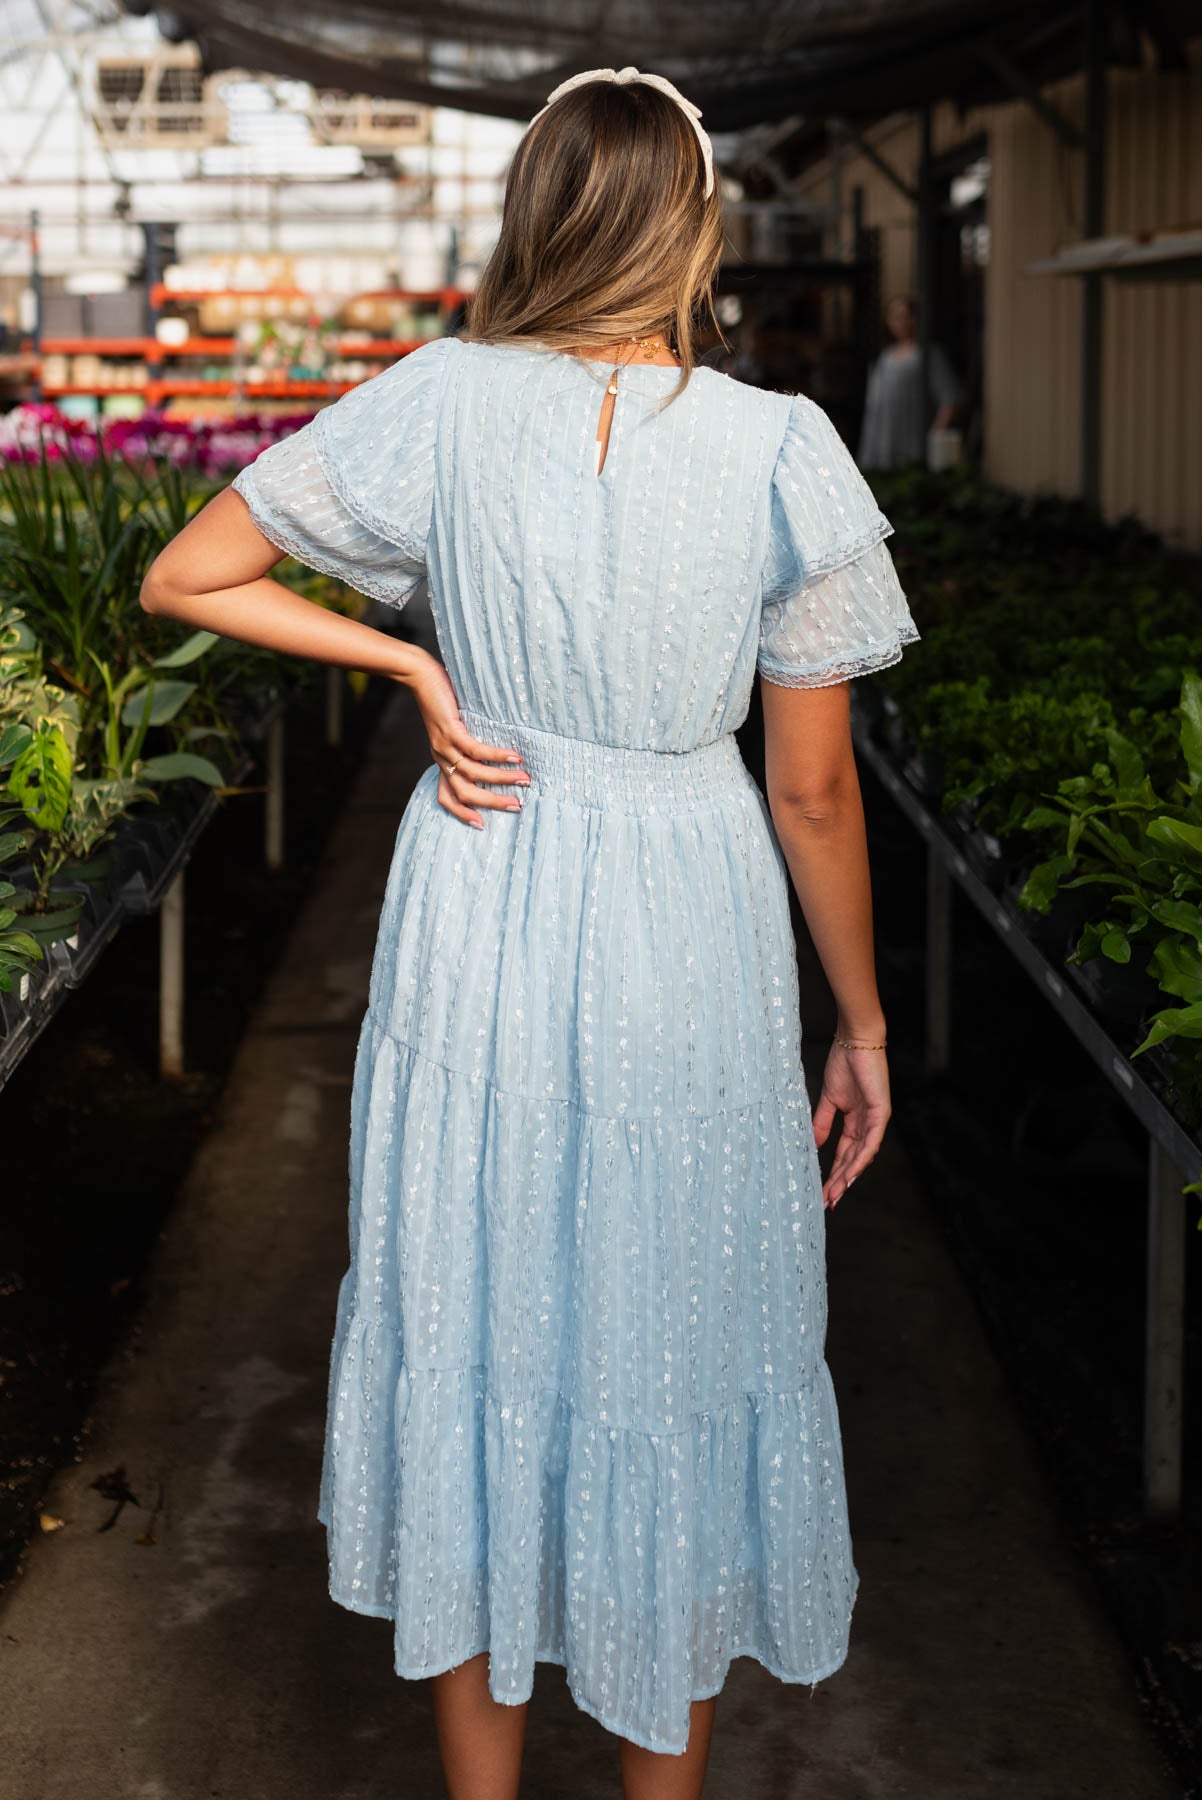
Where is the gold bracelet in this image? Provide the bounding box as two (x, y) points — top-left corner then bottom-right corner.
(834, 1034), (888, 1050)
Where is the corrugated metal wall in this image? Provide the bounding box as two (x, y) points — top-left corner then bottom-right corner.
(1103, 40), (1202, 547)
(793, 35), (1202, 551)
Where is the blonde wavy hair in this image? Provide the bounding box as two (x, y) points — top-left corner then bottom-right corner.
(461, 77), (727, 402)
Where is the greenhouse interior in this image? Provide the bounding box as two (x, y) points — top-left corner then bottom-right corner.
(1, 1), (1201, 1794)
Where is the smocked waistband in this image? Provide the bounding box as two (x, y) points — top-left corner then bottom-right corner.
(457, 707), (749, 815)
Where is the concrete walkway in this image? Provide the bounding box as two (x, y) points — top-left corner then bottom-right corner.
(0, 682), (1181, 1800)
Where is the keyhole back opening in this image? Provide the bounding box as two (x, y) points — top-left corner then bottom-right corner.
(595, 376), (619, 478)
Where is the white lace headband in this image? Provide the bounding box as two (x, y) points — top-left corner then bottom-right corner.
(527, 66), (715, 199)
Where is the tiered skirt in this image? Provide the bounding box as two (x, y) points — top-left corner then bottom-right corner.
(317, 707), (859, 1754)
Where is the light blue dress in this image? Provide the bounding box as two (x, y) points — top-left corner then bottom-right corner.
(232, 335), (920, 1755)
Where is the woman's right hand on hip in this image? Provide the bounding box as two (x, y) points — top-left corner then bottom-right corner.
(405, 650), (531, 829)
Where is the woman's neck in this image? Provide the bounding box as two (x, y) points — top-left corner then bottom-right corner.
(568, 336), (681, 368)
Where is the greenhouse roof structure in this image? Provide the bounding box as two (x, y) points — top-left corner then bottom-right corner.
(119, 0), (1202, 130)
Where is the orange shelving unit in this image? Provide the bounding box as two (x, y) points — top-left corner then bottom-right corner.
(42, 385), (149, 398)
(36, 284), (471, 411)
(43, 337), (433, 359)
(41, 337), (156, 356)
(148, 284), (468, 308)
(42, 381), (360, 401)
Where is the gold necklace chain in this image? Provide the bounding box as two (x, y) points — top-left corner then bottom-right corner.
(603, 332), (673, 397)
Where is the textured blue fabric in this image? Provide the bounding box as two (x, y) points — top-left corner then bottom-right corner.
(232, 336), (919, 1753)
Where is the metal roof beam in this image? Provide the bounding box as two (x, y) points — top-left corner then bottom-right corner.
(977, 35), (1086, 147)
(828, 116), (916, 204)
(1116, 0), (1190, 69)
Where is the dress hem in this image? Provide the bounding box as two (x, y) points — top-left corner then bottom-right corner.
(322, 1565), (856, 1756)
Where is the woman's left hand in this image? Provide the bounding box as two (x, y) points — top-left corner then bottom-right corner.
(812, 1040), (892, 1209)
(405, 650), (530, 829)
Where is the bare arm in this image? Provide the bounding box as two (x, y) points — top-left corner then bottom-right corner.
(140, 485), (529, 823)
(141, 485), (433, 677)
(761, 675), (891, 1207)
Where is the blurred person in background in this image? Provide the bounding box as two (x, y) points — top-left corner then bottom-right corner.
(858, 292), (963, 469)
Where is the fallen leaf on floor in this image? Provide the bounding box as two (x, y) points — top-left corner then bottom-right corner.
(91, 1463), (141, 1532)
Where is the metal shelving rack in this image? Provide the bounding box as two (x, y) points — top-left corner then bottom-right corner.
(850, 698), (1197, 1522)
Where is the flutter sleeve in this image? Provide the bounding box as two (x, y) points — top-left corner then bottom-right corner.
(757, 392), (920, 688)
(231, 334), (455, 609)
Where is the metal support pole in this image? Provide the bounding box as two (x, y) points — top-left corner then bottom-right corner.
(926, 845), (952, 1072)
(916, 106), (934, 461)
(1143, 1138), (1186, 1518)
(1081, 0), (1108, 507)
(265, 713), (285, 871)
(142, 221), (161, 338)
(827, 118), (844, 257)
(29, 209), (42, 402)
(159, 868), (185, 1079)
(827, 119), (847, 339)
(325, 665), (344, 748)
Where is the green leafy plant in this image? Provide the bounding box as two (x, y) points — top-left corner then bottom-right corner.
(0, 432), (365, 990)
(1017, 672), (1202, 1058)
(0, 602), (226, 913)
(911, 678), (1127, 838)
(0, 721), (42, 992)
(869, 466), (1202, 800)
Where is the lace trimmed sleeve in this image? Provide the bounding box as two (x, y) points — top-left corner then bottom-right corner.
(757, 392), (920, 689)
(231, 334), (456, 609)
